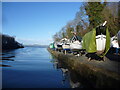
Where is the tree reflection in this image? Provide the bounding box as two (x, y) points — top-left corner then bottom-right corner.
(1, 50), (16, 67)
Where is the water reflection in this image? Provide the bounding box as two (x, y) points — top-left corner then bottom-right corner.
(61, 68), (69, 86)
(0, 49), (16, 67)
(51, 58), (83, 88)
(0, 64), (11, 67)
(69, 71), (83, 88)
(2, 47), (85, 88)
(3, 47), (70, 88)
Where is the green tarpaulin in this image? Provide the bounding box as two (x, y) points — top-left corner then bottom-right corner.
(82, 27), (110, 57)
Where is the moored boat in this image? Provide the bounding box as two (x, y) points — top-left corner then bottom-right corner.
(82, 21), (110, 60)
(61, 38), (70, 51)
(111, 36), (119, 49)
(55, 42), (63, 52)
(95, 24), (107, 54)
(49, 43), (55, 50)
(117, 30), (120, 47)
(49, 43), (55, 49)
(70, 35), (82, 52)
(110, 31), (120, 54)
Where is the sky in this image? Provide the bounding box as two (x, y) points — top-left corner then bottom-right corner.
(2, 2), (82, 45)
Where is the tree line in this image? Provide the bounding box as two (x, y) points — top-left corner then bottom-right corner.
(0, 33), (24, 50)
(53, 2), (120, 41)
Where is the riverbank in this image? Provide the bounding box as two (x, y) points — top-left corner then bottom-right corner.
(1, 34), (24, 51)
(48, 48), (120, 88)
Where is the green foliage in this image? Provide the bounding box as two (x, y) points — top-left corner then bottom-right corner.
(53, 2), (119, 41)
(53, 32), (61, 41)
(102, 2), (119, 36)
(62, 32), (66, 38)
(85, 2), (106, 28)
(66, 27), (74, 39)
(76, 25), (83, 37)
(1, 34), (24, 50)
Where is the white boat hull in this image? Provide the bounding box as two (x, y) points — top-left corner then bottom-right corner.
(54, 43), (58, 49)
(111, 36), (119, 48)
(96, 35), (106, 52)
(70, 41), (82, 51)
(118, 31), (120, 47)
(55, 42), (63, 50)
(62, 44), (70, 50)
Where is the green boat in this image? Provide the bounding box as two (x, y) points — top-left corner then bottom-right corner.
(49, 43), (55, 49)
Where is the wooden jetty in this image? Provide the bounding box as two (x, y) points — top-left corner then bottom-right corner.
(48, 48), (120, 88)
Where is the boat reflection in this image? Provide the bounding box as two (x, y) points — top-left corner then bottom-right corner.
(52, 58), (83, 88)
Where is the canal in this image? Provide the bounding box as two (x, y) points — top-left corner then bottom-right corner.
(1, 47), (72, 88)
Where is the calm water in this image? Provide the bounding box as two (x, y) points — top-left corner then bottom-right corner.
(1, 47), (71, 88)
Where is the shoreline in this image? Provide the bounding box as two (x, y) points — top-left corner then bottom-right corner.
(48, 48), (120, 88)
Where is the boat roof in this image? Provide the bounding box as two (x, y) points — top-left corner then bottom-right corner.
(70, 35), (82, 41)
